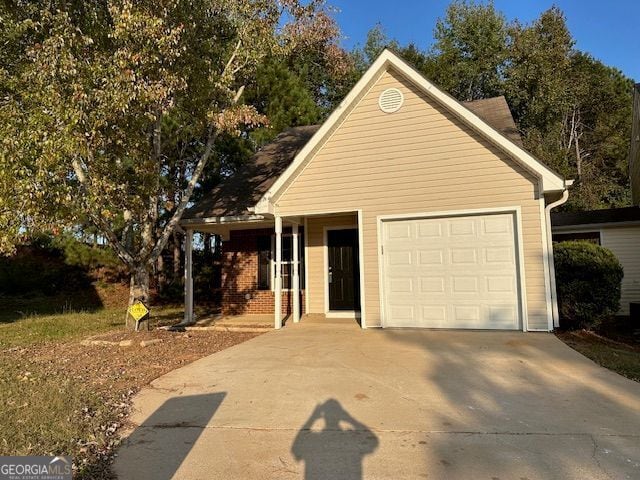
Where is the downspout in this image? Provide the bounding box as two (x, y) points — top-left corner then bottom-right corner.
(544, 183), (571, 327)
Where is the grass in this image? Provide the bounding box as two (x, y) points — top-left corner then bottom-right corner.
(0, 306), (183, 349)
(0, 309), (124, 348)
(0, 301), (258, 478)
(557, 330), (640, 382)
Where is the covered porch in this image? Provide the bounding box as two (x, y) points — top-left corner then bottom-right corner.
(180, 210), (365, 330)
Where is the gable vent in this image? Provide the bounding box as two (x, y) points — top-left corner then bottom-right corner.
(378, 88), (404, 113)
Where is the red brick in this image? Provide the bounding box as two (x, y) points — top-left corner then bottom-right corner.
(221, 229), (305, 316)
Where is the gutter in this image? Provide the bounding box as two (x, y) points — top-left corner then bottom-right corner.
(545, 181), (572, 327)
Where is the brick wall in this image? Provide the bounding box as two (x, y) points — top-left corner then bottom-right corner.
(221, 228), (305, 315)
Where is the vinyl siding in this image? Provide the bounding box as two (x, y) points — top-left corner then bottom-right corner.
(601, 226), (640, 315)
(276, 68), (550, 329)
(306, 214), (358, 313)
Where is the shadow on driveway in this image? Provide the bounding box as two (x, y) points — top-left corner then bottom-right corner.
(292, 399), (378, 479)
(115, 392), (226, 480)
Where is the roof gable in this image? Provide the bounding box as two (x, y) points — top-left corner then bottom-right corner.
(255, 49), (566, 213)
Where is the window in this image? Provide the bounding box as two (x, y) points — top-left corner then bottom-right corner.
(256, 231), (304, 290)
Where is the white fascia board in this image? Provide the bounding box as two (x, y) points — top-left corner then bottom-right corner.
(180, 214), (268, 227)
(254, 49), (566, 214)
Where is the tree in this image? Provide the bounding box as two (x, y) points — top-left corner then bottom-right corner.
(429, 0), (508, 100)
(504, 7), (633, 209)
(0, 0), (341, 311)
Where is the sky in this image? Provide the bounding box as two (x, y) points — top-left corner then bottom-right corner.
(331, 0), (640, 81)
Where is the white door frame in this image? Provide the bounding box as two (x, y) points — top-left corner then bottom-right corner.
(376, 206), (529, 331)
(323, 224), (360, 318)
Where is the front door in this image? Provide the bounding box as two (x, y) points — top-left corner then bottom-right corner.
(328, 229), (360, 311)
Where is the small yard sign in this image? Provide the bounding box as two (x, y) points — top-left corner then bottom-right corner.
(128, 301), (149, 322)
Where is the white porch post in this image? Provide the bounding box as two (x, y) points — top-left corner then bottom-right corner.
(292, 223), (300, 323)
(274, 216), (283, 329)
(184, 229), (194, 324)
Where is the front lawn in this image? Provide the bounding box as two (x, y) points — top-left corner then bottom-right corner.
(0, 306), (261, 479)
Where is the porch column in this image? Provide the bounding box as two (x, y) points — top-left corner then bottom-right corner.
(184, 228), (194, 324)
(274, 216), (283, 329)
(292, 223), (300, 323)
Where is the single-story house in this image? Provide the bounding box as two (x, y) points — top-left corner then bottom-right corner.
(181, 49), (572, 331)
(551, 206), (640, 315)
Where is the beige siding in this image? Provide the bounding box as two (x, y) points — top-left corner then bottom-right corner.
(306, 214), (358, 313)
(601, 226), (640, 315)
(277, 68), (550, 329)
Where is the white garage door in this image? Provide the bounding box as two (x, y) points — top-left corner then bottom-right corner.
(381, 213), (521, 329)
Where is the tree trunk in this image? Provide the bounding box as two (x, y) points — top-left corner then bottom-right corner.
(128, 265), (150, 306)
(173, 231), (182, 281)
(156, 254), (166, 295)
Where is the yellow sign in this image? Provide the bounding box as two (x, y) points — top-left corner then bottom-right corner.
(128, 301), (149, 322)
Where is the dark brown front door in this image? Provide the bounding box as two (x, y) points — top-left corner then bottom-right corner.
(328, 229), (360, 311)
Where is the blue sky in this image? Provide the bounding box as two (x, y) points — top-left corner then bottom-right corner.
(331, 0), (640, 81)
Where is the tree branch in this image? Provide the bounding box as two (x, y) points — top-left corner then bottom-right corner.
(146, 126), (217, 263)
(71, 156), (135, 266)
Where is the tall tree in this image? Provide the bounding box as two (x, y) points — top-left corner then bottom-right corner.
(0, 0), (341, 309)
(429, 0), (508, 100)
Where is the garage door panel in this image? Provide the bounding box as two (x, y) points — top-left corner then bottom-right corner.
(417, 223), (443, 238)
(418, 250), (444, 265)
(486, 276), (516, 293)
(382, 213), (521, 330)
(485, 246), (514, 263)
(387, 250), (412, 266)
(450, 248), (477, 264)
(449, 219), (476, 236)
(420, 277), (445, 293)
(389, 277), (413, 293)
(452, 276), (479, 293)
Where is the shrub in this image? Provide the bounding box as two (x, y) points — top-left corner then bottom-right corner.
(554, 241), (623, 330)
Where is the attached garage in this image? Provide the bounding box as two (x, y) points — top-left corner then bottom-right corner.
(380, 210), (524, 330)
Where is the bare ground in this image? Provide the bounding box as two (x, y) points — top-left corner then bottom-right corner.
(1, 326), (261, 478)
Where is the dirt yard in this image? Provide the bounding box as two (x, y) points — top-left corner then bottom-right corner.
(0, 311), (262, 479)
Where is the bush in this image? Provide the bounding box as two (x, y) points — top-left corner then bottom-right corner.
(554, 241), (623, 330)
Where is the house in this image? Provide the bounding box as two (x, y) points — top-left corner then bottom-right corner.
(551, 207), (640, 316)
(181, 49), (571, 331)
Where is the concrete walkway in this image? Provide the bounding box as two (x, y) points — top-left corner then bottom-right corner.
(113, 323), (640, 480)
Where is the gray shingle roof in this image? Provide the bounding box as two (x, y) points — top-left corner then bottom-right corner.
(462, 96), (523, 147)
(551, 206), (640, 227)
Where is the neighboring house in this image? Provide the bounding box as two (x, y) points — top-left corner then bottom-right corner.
(181, 49), (571, 331)
(551, 207), (640, 315)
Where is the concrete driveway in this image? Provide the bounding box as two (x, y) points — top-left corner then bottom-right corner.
(113, 322), (640, 479)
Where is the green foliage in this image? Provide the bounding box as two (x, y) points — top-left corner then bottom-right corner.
(246, 59), (323, 145)
(0, 234), (119, 297)
(431, 0), (508, 100)
(554, 241), (624, 330)
(0, 0), (342, 258)
(51, 234), (119, 268)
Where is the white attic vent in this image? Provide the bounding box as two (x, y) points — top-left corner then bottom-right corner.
(378, 88), (404, 113)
